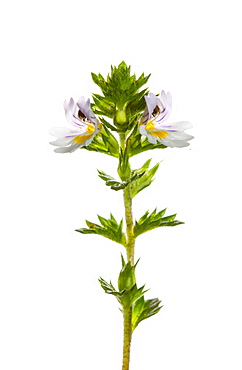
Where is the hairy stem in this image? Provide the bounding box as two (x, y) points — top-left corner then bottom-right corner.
(122, 306), (133, 370)
(123, 184), (135, 265)
(119, 132), (136, 370)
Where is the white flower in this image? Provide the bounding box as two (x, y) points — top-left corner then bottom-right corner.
(50, 97), (102, 153)
(139, 91), (193, 148)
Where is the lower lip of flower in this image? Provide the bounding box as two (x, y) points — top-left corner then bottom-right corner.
(73, 133), (93, 144)
(150, 130), (168, 139)
(146, 120), (168, 139)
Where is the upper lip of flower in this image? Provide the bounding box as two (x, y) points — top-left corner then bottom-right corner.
(49, 97), (101, 153)
(141, 91), (172, 126)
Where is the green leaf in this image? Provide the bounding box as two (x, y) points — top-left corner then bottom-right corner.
(97, 167), (145, 192)
(134, 209), (184, 237)
(99, 258), (149, 310)
(131, 159), (160, 198)
(99, 117), (118, 132)
(98, 277), (122, 297)
(82, 125), (119, 157)
(75, 214), (126, 246)
(127, 124), (167, 157)
(118, 261), (136, 292)
(97, 169), (126, 191)
(132, 296), (163, 331)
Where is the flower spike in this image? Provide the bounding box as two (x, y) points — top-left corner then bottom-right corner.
(50, 97), (102, 153)
(139, 91), (193, 148)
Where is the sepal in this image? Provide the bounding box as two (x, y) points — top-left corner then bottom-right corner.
(134, 208), (184, 237)
(132, 296), (163, 331)
(75, 213), (126, 246)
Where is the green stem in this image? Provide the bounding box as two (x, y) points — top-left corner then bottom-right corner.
(123, 185), (135, 265)
(122, 307), (133, 370)
(119, 132), (136, 370)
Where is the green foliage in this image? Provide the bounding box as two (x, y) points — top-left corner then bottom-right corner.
(134, 208), (184, 237)
(97, 169), (145, 191)
(99, 258), (148, 309)
(82, 125), (119, 157)
(132, 296), (163, 331)
(75, 213), (126, 246)
(127, 124), (167, 157)
(131, 159), (160, 198)
(91, 61), (150, 132)
(118, 260), (136, 291)
(99, 258), (162, 329)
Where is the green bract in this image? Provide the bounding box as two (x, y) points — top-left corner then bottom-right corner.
(91, 61), (150, 132)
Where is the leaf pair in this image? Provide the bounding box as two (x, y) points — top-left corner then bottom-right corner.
(75, 214), (126, 246)
(97, 169), (145, 191)
(99, 258), (163, 331)
(98, 158), (159, 198)
(99, 259), (148, 309)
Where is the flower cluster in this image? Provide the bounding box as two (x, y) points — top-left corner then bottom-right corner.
(50, 91), (193, 153)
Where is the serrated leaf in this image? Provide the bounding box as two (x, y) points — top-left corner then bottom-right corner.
(99, 277), (121, 297)
(132, 297), (163, 331)
(131, 161), (160, 198)
(134, 209), (184, 237)
(76, 213), (126, 246)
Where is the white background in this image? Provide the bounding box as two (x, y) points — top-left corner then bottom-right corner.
(1, 0), (241, 369)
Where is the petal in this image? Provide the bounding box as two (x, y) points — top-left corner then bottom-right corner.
(49, 136), (74, 147)
(49, 127), (82, 138)
(64, 98), (75, 125)
(77, 96), (98, 125)
(160, 90), (172, 110)
(145, 93), (157, 117)
(162, 138), (190, 148)
(166, 121), (193, 131)
(140, 107), (149, 124)
(139, 124), (147, 135)
(54, 142), (81, 153)
(168, 131), (194, 141)
(147, 133), (158, 144)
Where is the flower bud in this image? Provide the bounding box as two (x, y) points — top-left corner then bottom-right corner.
(116, 110), (127, 125)
(118, 262), (136, 292)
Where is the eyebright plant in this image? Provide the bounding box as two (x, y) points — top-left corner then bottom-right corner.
(50, 61), (193, 370)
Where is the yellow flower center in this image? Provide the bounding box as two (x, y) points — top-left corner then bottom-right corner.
(73, 123), (95, 144)
(146, 120), (155, 131)
(146, 120), (168, 139)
